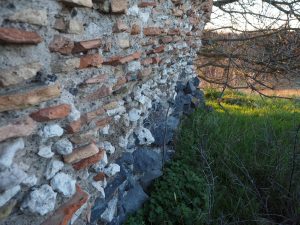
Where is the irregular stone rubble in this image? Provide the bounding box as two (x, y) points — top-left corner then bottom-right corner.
(0, 0), (212, 224)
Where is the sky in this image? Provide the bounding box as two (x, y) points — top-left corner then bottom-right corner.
(206, 0), (300, 31)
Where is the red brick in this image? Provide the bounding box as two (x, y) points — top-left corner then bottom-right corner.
(103, 52), (142, 65)
(141, 38), (158, 46)
(168, 28), (181, 36)
(138, 67), (152, 79)
(138, 2), (157, 7)
(72, 150), (105, 170)
(42, 185), (89, 225)
(93, 172), (106, 181)
(69, 129), (98, 145)
(141, 58), (153, 66)
(119, 52), (142, 64)
(53, 18), (67, 31)
(0, 117), (37, 142)
(173, 8), (183, 17)
(103, 101), (119, 111)
(147, 45), (164, 55)
(66, 119), (82, 134)
(0, 84), (61, 112)
(72, 39), (102, 53)
(66, 107), (106, 134)
(139, 67), (152, 77)
(141, 57), (160, 65)
(84, 108), (106, 122)
(79, 54), (103, 69)
(30, 104), (71, 122)
(84, 74), (108, 84)
(48, 35), (74, 55)
(0, 27), (42, 44)
(189, 16), (200, 25)
(130, 24), (141, 35)
(160, 36), (173, 44)
(103, 56), (122, 66)
(112, 20), (129, 33)
(64, 143), (99, 164)
(85, 85), (112, 101)
(143, 27), (163, 36)
(103, 39), (112, 52)
(172, 36), (181, 42)
(95, 117), (112, 128)
(111, 0), (128, 13)
(152, 56), (160, 64)
(113, 76), (127, 90)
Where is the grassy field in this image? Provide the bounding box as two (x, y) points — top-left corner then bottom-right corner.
(126, 89), (300, 225)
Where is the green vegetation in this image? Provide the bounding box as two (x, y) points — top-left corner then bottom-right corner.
(126, 89), (300, 225)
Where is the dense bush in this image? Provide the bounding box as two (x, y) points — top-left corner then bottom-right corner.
(126, 91), (300, 225)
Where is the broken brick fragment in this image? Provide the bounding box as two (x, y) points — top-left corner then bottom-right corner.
(111, 0), (128, 13)
(103, 52), (142, 65)
(42, 185), (89, 225)
(64, 143), (99, 164)
(85, 85), (112, 101)
(48, 35), (74, 55)
(72, 39), (101, 54)
(72, 150), (105, 170)
(66, 119), (82, 134)
(112, 20), (129, 33)
(160, 36), (173, 44)
(95, 117), (112, 128)
(113, 76), (127, 90)
(93, 172), (106, 181)
(0, 28), (42, 44)
(138, 2), (157, 7)
(30, 104), (71, 122)
(131, 24), (141, 35)
(143, 27), (163, 36)
(79, 54), (103, 69)
(147, 45), (165, 55)
(0, 84), (61, 112)
(84, 74), (108, 84)
(0, 116), (37, 142)
(119, 52), (142, 64)
(167, 28), (181, 35)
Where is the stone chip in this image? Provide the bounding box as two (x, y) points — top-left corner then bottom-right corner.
(0, 164), (27, 192)
(0, 117), (37, 142)
(0, 138), (24, 170)
(45, 159), (64, 180)
(9, 9), (48, 26)
(21, 184), (57, 216)
(0, 62), (42, 87)
(111, 0), (128, 13)
(0, 185), (20, 208)
(51, 172), (76, 197)
(60, 0), (93, 8)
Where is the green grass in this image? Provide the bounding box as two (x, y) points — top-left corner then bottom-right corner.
(126, 89), (300, 225)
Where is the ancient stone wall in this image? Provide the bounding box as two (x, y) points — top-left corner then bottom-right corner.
(0, 0), (212, 224)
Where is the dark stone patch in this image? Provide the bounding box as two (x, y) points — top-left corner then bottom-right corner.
(133, 148), (162, 174)
(120, 183), (148, 215)
(140, 170), (163, 191)
(151, 116), (179, 146)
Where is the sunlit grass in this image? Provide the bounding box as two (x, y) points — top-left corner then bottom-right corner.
(126, 89), (300, 225)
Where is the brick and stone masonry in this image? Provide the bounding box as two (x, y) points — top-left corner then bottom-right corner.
(0, 0), (212, 224)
